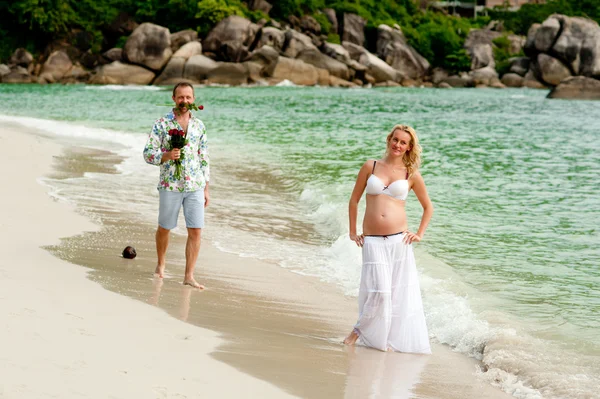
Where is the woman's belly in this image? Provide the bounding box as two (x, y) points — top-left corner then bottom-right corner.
(362, 195), (408, 235)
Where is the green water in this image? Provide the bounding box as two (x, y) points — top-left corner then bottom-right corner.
(2, 84), (599, 397)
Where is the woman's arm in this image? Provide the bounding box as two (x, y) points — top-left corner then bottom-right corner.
(349, 161), (372, 247)
(405, 172), (434, 244)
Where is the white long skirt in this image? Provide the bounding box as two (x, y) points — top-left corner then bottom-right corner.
(354, 234), (431, 353)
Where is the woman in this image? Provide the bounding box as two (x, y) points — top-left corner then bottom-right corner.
(344, 125), (433, 353)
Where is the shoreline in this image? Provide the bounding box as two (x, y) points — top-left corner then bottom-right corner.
(1, 122), (515, 398)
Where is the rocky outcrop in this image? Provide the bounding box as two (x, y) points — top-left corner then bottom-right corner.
(206, 62), (252, 85)
(300, 16), (321, 36)
(282, 29), (317, 58)
(90, 61), (155, 85)
(509, 57), (530, 76)
(341, 14), (366, 47)
(203, 16), (260, 62)
(271, 57), (318, 86)
(103, 48), (123, 62)
(501, 73), (524, 87)
(256, 27), (286, 52)
(536, 53), (571, 86)
(172, 41), (202, 59)
(182, 55), (218, 82)
(170, 30), (198, 52)
(296, 48), (351, 80)
(245, 45), (279, 77)
(547, 76), (600, 99)
(248, 0), (272, 14)
(470, 65), (499, 86)
(377, 25), (430, 79)
(154, 57), (187, 85)
(123, 23), (172, 71)
(1, 66), (33, 83)
(465, 29), (502, 70)
(344, 41), (398, 83)
(9, 48), (34, 68)
(38, 50), (73, 83)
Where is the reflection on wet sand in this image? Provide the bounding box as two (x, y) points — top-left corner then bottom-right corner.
(344, 346), (428, 399)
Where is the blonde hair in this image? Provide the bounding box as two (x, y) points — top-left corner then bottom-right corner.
(386, 124), (421, 177)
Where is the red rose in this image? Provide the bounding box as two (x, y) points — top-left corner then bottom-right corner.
(199, 105), (204, 110)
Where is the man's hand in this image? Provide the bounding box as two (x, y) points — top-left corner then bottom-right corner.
(162, 149), (180, 162)
(204, 187), (210, 208)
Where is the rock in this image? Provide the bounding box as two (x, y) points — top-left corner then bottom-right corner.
(9, 48), (34, 68)
(343, 42), (398, 83)
(296, 48), (351, 80)
(106, 12), (138, 38)
(422, 82), (434, 88)
(203, 16), (260, 60)
(374, 80), (401, 87)
(401, 78), (418, 87)
(522, 69), (546, 89)
(249, 0), (272, 14)
(550, 15), (600, 76)
(547, 76), (600, 99)
(323, 9), (338, 34)
(89, 61), (155, 85)
(154, 57), (186, 85)
(0, 64), (11, 78)
(524, 23), (541, 57)
(301, 15), (321, 35)
(442, 75), (475, 88)
(245, 45), (280, 76)
(501, 73), (524, 87)
(470, 65), (499, 85)
(183, 55), (218, 81)
(1, 66), (33, 83)
(535, 17), (561, 53)
(39, 50), (73, 83)
(282, 29), (317, 58)
(377, 25), (430, 79)
(490, 80), (506, 89)
(506, 34), (526, 55)
(341, 14), (366, 47)
(206, 62), (250, 85)
(124, 23), (172, 71)
(60, 64), (91, 83)
(255, 27), (286, 52)
(431, 67), (449, 85)
(464, 29), (502, 70)
(244, 61), (264, 83)
(317, 68), (330, 86)
(509, 57), (530, 76)
(322, 42), (351, 64)
(437, 82), (452, 89)
(122, 246), (137, 259)
(329, 75), (357, 87)
(271, 56), (318, 86)
(172, 41), (202, 60)
(170, 29), (198, 52)
(536, 53), (571, 86)
(103, 48), (123, 62)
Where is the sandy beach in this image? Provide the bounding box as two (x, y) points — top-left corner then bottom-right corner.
(0, 124), (515, 398)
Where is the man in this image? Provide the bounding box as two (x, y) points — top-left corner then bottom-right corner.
(143, 82), (210, 289)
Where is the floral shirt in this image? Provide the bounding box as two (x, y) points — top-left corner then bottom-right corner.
(143, 111), (210, 192)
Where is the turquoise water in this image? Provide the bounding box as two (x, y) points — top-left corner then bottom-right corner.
(1, 84), (599, 398)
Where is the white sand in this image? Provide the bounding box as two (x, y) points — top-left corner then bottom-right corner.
(0, 127), (295, 398)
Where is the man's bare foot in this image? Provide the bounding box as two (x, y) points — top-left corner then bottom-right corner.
(183, 279), (205, 290)
(154, 264), (165, 278)
(343, 329), (359, 345)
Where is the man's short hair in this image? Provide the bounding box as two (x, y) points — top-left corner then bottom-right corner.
(172, 82), (195, 97)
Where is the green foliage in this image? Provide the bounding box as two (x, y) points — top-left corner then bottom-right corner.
(492, 35), (523, 76)
(327, 33), (341, 44)
(115, 36), (129, 49)
(313, 12), (332, 35)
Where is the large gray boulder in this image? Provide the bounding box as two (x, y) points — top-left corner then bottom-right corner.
(89, 61), (155, 85)
(103, 48), (123, 62)
(377, 25), (429, 79)
(464, 29), (502, 70)
(535, 17), (561, 53)
(509, 57), (530, 76)
(1, 66), (33, 83)
(501, 73), (524, 87)
(123, 23), (172, 71)
(343, 41), (398, 83)
(341, 14), (366, 47)
(38, 51), (73, 83)
(551, 15), (600, 76)
(296, 48), (351, 80)
(60, 64), (91, 84)
(172, 41), (202, 60)
(203, 16), (260, 61)
(271, 57), (318, 86)
(170, 29), (198, 52)
(300, 15), (321, 36)
(0, 64), (10, 79)
(206, 62), (251, 85)
(154, 57), (187, 85)
(470, 65), (499, 85)
(9, 48), (34, 68)
(547, 76), (600, 99)
(524, 23), (541, 57)
(255, 27), (286, 52)
(282, 29), (317, 58)
(522, 69), (546, 89)
(245, 45), (280, 76)
(536, 53), (571, 86)
(183, 55), (218, 81)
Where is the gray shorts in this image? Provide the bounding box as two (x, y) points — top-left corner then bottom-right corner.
(158, 190), (205, 230)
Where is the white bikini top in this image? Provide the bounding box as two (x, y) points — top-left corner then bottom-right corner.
(365, 161), (409, 201)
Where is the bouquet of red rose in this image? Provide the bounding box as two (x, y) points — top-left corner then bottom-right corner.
(168, 128), (187, 180)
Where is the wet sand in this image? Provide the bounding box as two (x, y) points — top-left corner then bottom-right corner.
(1, 123), (514, 398)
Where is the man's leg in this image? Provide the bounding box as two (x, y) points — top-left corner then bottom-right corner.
(183, 228), (203, 288)
(155, 226), (170, 278)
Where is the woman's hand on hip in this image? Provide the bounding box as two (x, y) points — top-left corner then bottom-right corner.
(350, 233), (364, 247)
(403, 232), (422, 245)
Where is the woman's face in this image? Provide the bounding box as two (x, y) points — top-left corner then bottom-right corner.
(388, 130), (412, 157)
